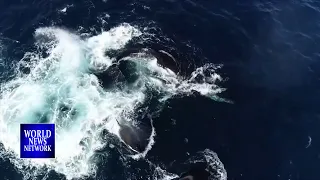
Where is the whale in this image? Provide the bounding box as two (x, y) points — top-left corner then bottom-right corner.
(105, 47), (180, 73)
(94, 60), (139, 89)
(116, 119), (152, 153)
(96, 47), (179, 89)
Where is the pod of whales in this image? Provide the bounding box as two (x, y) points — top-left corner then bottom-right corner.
(95, 48), (178, 153)
(97, 48), (211, 179)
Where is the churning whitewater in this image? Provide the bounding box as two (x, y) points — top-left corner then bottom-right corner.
(0, 23), (227, 180)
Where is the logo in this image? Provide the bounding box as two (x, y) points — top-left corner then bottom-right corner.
(20, 123), (55, 158)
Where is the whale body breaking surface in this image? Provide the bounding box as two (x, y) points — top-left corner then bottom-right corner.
(98, 47), (180, 153)
(117, 121), (151, 153)
(0, 24), (227, 180)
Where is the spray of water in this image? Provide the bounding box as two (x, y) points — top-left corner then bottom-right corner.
(0, 23), (226, 179)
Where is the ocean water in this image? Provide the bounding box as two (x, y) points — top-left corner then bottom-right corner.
(0, 0), (319, 180)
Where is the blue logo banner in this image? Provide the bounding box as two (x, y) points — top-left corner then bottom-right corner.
(20, 123), (55, 158)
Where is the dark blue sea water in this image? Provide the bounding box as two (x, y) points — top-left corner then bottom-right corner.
(1, 0), (320, 180)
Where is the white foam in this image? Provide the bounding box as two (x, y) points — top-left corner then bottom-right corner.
(152, 166), (179, 180)
(59, 4), (73, 14)
(86, 23), (141, 70)
(0, 23), (226, 180)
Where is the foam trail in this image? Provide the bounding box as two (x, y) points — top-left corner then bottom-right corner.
(129, 117), (156, 160)
(0, 23), (226, 180)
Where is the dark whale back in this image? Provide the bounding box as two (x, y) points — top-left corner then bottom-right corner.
(95, 48), (179, 89)
(105, 48), (179, 73)
(118, 123), (151, 153)
(94, 60), (139, 89)
(180, 165), (210, 180)
(171, 162), (210, 180)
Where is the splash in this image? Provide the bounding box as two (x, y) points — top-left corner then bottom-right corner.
(0, 23), (226, 179)
(59, 4), (74, 14)
(186, 149), (228, 180)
